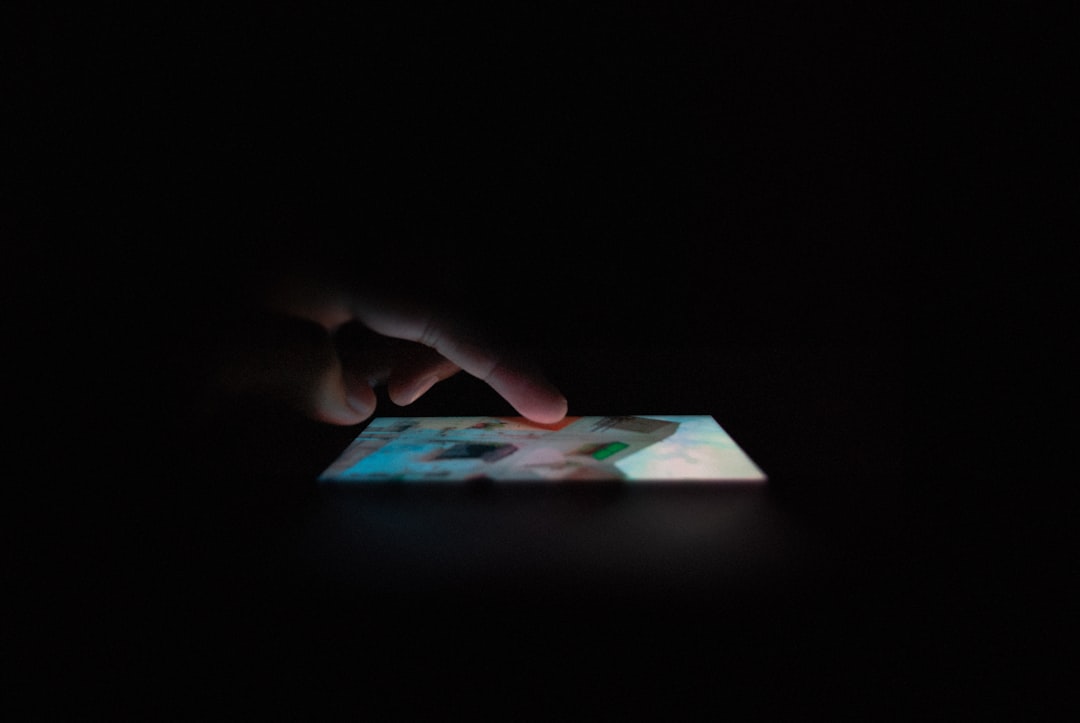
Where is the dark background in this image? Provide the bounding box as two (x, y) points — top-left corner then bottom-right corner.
(14, 2), (914, 345)
(11, 2), (1059, 718)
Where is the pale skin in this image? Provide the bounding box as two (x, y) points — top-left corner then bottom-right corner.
(252, 272), (569, 426)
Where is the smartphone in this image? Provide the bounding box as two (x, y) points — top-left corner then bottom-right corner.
(318, 414), (766, 483)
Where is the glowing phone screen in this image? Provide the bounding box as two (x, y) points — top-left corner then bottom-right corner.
(319, 415), (766, 483)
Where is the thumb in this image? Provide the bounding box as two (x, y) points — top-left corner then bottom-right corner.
(207, 309), (373, 425)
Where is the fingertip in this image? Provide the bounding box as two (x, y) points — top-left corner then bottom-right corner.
(311, 375), (375, 425)
(311, 403), (367, 426)
(486, 362), (569, 425)
(510, 381), (568, 424)
(311, 398), (370, 426)
(524, 393), (569, 425)
(388, 374), (440, 407)
(344, 383), (377, 420)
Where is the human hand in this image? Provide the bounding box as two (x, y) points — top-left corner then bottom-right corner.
(214, 272), (567, 426)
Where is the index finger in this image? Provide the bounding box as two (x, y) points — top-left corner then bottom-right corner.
(349, 292), (568, 424)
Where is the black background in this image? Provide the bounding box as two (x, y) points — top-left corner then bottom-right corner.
(10, 2), (1061, 718)
(14, 2), (914, 347)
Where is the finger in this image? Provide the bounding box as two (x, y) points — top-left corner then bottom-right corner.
(211, 310), (373, 425)
(386, 356), (462, 406)
(480, 358), (569, 425)
(349, 294), (568, 424)
(308, 355), (375, 425)
(335, 327), (461, 407)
